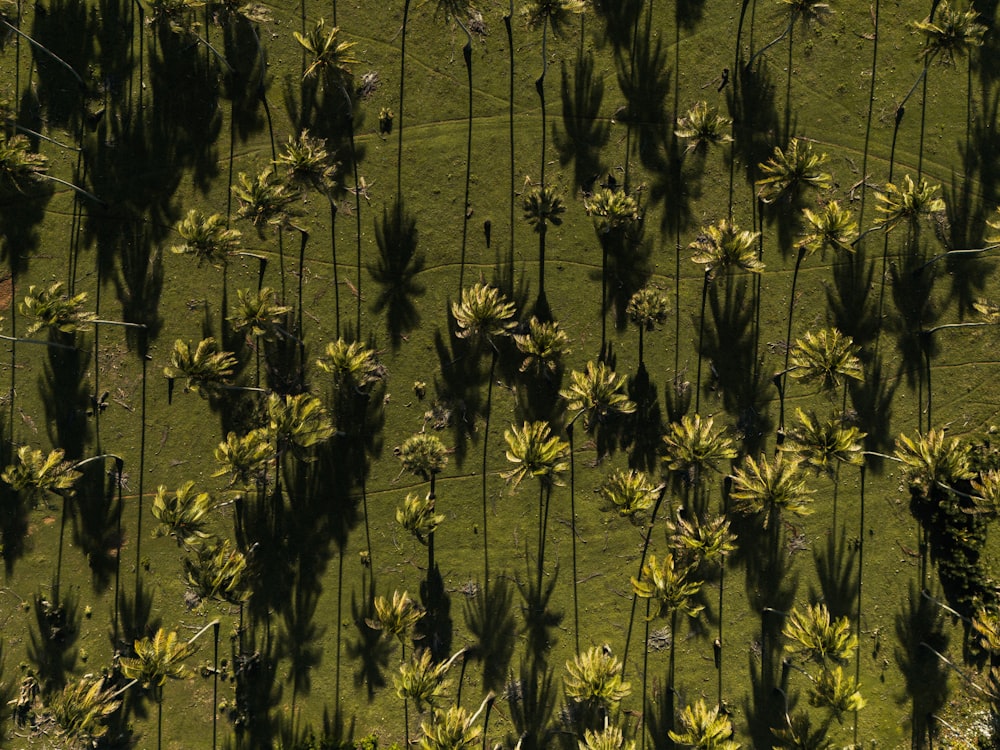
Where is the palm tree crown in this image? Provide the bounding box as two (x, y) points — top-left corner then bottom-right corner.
(399, 433), (449, 481)
(233, 168), (299, 235)
(730, 453), (813, 528)
(501, 421), (570, 490)
(522, 184), (566, 233)
(668, 699), (741, 749)
(397, 492), (445, 544)
(787, 328), (864, 391)
(626, 286), (670, 331)
(675, 101), (733, 154)
(228, 287), (292, 341)
(316, 339), (384, 392)
(690, 219), (764, 280)
(0, 133), (48, 194)
(756, 138), (832, 204)
(798, 201), (857, 256)
(171, 209), (242, 268)
(661, 414), (737, 483)
(20, 282), (95, 336)
(163, 338), (238, 396)
(277, 130), (338, 195)
(561, 360), (636, 431)
(584, 188), (640, 234)
(600, 468), (661, 522)
(119, 629), (194, 690)
(151, 480), (215, 548)
(451, 282), (517, 344)
(513, 317), (571, 375)
(780, 409), (866, 475)
(912, 1), (986, 64)
(631, 553), (704, 621)
(894, 428), (974, 492)
(521, 0), (586, 36)
(1, 446), (81, 504)
(563, 646), (631, 716)
(782, 603), (858, 665)
(873, 174), (946, 233)
(295, 18), (359, 85)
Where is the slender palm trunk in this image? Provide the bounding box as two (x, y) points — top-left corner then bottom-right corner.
(396, 0), (411, 205)
(621, 488), (667, 679)
(694, 272), (710, 413)
(329, 201), (341, 336)
(568, 423), (579, 654)
(667, 608), (679, 748)
(482, 349), (497, 593)
(505, 6), (515, 283)
(458, 23), (473, 293)
(778, 247), (806, 443)
(55, 494), (67, 601)
(212, 621), (220, 750)
(858, 0), (879, 232)
(640, 598), (650, 750)
(336, 546), (344, 708)
(854, 463), (866, 748)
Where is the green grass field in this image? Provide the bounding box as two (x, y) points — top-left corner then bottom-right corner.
(2, 0), (1000, 748)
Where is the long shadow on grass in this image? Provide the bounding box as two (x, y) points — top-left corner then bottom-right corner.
(848, 355), (896, 476)
(700, 278), (773, 455)
(0, 179), (52, 280)
(28, 584), (80, 692)
(29, 0), (94, 130)
(591, 0), (642, 53)
(554, 49), (609, 196)
(464, 576), (517, 693)
(231, 620), (283, 747)
(626, 365), (664, 472)
(72, 459), (121, 594)
(605, 217), (653, 334)
(826, 250), (879, 351)
(370, 199), (424, 349)
(895, 582), (951, 750)
(39, 330), (90, 462)
(433, 307), (486, 467)
(615, 26), (671, 172)
(504, 653), (558, 750)
(347, 576), (391, 701)
(727, 58), (782, 191)
(810, 528), (857, 622)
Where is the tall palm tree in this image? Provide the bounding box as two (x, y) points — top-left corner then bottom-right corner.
(563, 645), (631, 734)
(675, 102), (733, 156)
(1, 446), (81, 599)
(689, 219), (763, 410)
(452, 282), (516, 588)
(398, 433), (449, 574)
(668, 699), (740, 749)
(522, 184), (567, 302)
(579, 722), (636, 750)
(276, 130), (339, 339)
(514, 317), (572, 378)
(631, 553), (703, 745)
(501, 421), (569, 594)
(47, 675), (123, 748)
(294, 18), (363, 333)
(521, 0), (585, 189)
(786, 328), (864, 394)
(171, 209), (243, 270)
(776, 202), (857, 441)
(163, 337), (239, 401)
(395, 648), (466, 743)
(730, 452), (814, 531)
(584, 188), (640, 350)
(626, 285), (669, 370)
(119, 629), (196, 750)
(418, 693), (495, 750)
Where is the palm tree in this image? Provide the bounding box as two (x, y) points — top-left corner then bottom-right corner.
(228, 286), (292, 386)
(786, 328), (864, 394)
(294, 18), (363, 333)
(626, 285), (669, 369)
(452, 281), (516, 587)
(561, 360), (636, 435)
(19, 282), (95, 336)
(266, 392), (335, 463)
(872, 174), (946, 235)
(579, 722), (636, 750)
(730, 452), (814, 531)
(316, 337), (383, 427)
(514, 317), (572, 378)
(397, 492), (445, 570)
(662, 414), (738, 487)
(1, 446), (81, 599)
(47, 675), (123, 748)
(183, 536), (249, 606)
(276, 129), (339, 339)
(395, 648), (465, 742)
(584, 188), (640, 350)
(119, 629), (196, 750)
(563, 645), (631, 734)
(689, 219), (764, 410)
(632, 553), (703, 744)
(600, 468), (661, 523)
(668, 699), (740, 749)
(171, 209), (243, 269)
(419, 693), (495, 750)
(776, 202), (857, 440)
(779, 409), (865, 528)
(502, 421), (569, 594)
(522, 184), (567, 301)
(398, 433), (448, 574)
(675, 101), (733, 156)
(756, 138), (832, 206)
(782, 603), (857, 666)
(521, 0), (585, 188)
(163, 337), (239, 401)
(150, 481), (215, 549)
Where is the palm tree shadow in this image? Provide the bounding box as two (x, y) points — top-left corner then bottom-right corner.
(231, 621), (283, 747)
(615, 26), (671, 172)
(369, 199), (424, 349)
(888, 232), (940, 396)
(848, 354), (896, 476)
(115, 576), (161, 654)
(347, 582), (391, 700)
(591, 0), (642, 53)
(810, 528), (857, 621)
(278, 578), (325, 705)
(895, 582), (951, 750)
(432, 308), (487, 467)
(39, 331), (91, 462)
(517, 564), (563, 666)
(72, 460), (122, 594)
(727, 58), (781, 189)
(825, 251), (878, 351)
(463, 577), (517, 693)
(554, 50), (609, 195)
(606, 219), (654, 333)
(504, 654), (558, 750)
(626, 365), (664, 472)
(0, 180), (53, 279)
(701, 278), (773, 455)
(0, 435), (29, 575)
(28, 584), (80, 692)
(416, 564), (453, 663)
(29, 0), (93, 130)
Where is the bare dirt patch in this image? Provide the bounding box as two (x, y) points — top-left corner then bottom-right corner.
(0, 274), (12, 311)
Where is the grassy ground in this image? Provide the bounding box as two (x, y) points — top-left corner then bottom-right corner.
(2, 0), (1000, 748)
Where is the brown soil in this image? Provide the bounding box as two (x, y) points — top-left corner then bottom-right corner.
(0, 274), (12, 311)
